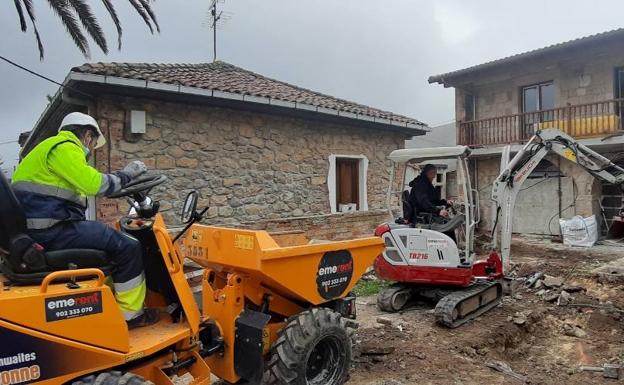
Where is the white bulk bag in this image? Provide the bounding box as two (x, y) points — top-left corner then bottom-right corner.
(559, 215), (598, 247)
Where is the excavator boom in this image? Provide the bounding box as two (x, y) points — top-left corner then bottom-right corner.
(491, 128), (624, 272)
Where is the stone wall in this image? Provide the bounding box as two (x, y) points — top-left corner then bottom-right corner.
(455, 39), (624, 122)
(91, 95), (406, 238)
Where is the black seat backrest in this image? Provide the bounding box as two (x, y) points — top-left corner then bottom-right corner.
(401, 190), (413, 221)
(0, 172), (27, 251)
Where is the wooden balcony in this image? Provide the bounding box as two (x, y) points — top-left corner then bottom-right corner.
(458, 98), (624, 146)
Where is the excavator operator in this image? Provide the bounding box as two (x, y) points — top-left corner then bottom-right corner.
(11, 112), (159, 329)
(408, 164), (449, 221)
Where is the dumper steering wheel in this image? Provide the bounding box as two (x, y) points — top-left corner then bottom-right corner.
(108, 174), (167, 199)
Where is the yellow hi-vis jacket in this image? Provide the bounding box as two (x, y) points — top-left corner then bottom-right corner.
(12, 131), (109, 229)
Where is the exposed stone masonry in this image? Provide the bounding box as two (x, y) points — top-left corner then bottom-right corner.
(93, 95), (406, 237)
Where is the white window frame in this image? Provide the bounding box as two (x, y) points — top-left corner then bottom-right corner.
(328, 154), (369, 214)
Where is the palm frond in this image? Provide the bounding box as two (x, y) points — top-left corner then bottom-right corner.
(13, 0), (27, 31)
(101, 0), (122, 50)
(46, 0), (90, 58)
(67, 0), (108, 54)
(137, 0), (160, 32)
(127, 0), (154, 34)
(15, 0), (160, 58)
(22, 0), (45, 60)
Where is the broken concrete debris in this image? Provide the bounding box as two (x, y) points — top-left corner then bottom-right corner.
(524, 272), (545, 288)
(563, 323), (587, 338)
(511, 312), (528, 325)
(561, 284), (585, 293)
(557, 290), (572, 306)
(376, 317), (393, 326)
(542, 275), (564, 288)
(579, 364), (624, 379)
(486, 361), (529, 382)
(592, 260), (624, 284)
(543, 292), (560, 302)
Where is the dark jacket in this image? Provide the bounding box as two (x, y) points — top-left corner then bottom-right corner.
(408, 174), (447, 217)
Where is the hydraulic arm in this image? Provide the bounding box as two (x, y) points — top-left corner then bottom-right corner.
(491, 129), (624, 272)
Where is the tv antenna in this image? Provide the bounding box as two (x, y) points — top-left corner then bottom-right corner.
(209, 0), (231, 62)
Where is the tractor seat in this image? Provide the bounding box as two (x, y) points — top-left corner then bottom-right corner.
(0, 172), (112, 285)
(45, 249), (109, 270)
(1, 248), (112, 286)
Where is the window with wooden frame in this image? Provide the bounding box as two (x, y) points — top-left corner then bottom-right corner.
(336, 158), (360, 211)
(327, 155), (369, 214)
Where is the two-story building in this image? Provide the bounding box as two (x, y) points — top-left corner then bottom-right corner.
(429, 29), (624, 236)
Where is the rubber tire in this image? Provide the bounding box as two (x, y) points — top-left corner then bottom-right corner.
(263, 308), (353, 385)
(71, 371), (154, 385)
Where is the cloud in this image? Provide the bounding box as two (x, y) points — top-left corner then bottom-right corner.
(433, 1), (480, 45)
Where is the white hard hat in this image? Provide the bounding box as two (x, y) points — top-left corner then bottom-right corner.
(59, 112), (106, 149)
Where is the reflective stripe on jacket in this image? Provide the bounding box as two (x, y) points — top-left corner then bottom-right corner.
(12, 131), (104, 229)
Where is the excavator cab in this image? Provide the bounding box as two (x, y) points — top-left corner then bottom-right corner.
(381, 145), (480, 261)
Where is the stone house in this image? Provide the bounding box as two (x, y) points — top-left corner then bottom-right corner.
(21, 61), (427, 240)
(429, 28), (624, 236)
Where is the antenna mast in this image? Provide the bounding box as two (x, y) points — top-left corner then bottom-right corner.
(210, 0), (223, 62)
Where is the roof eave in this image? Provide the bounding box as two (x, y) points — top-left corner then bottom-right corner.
(65, 71), (429, 135)
(428, 28), (624, 88)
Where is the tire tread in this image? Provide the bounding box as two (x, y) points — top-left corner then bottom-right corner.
(262, 308), (353, 385)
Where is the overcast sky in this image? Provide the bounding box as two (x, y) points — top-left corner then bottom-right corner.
(1, 0), (624, 172)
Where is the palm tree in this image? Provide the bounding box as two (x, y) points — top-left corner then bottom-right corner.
(12, 0), (160, 59)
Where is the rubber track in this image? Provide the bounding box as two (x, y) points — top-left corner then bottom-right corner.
(377, 284), (412, 313)
(434, 281), (502, 328)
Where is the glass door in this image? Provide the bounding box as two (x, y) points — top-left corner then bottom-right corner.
(522, 82), (554, 138)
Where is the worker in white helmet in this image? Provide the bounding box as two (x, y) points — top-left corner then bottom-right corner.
(12, 112), (159, 329)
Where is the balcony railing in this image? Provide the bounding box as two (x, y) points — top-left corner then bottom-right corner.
(458, 98), (624, 146)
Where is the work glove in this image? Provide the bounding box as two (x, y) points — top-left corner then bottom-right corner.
(97, 161), (147, 197)
(122, 161), (148, 179)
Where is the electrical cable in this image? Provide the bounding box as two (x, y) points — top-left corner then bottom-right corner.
(518, 175), (553, 192)
(547, 178), (578, 234)
(0, 54), (91, 98)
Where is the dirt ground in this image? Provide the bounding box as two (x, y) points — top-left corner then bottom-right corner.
(347, 237), (624, 385)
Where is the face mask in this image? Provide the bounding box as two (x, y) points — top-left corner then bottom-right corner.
(82, 135), (93, 160)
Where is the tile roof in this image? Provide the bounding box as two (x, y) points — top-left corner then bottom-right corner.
(429, 28), (624, 86)
(72, 61), (425, 127)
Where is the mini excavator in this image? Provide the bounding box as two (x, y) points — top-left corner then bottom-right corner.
(374, 128), (624, 327)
